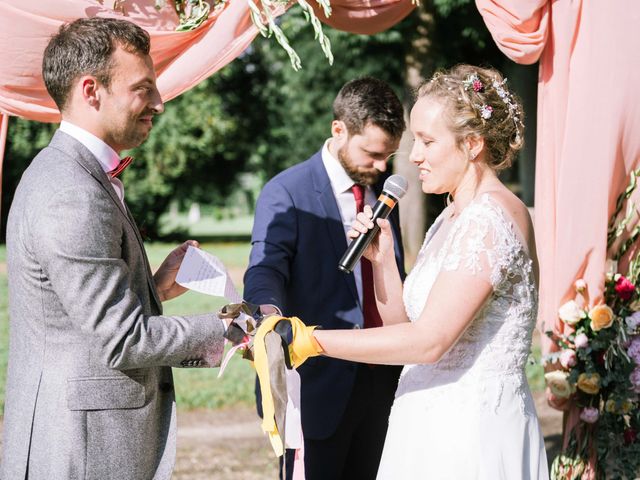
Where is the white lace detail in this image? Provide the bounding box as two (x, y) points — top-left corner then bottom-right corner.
(399, 194), (538, 414)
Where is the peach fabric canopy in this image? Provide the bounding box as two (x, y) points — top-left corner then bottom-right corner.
(0, 0), (414, 213)
(475, 0), (640, 351)
(0, 0), (414, 122)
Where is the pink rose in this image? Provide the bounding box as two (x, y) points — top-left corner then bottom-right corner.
(559, 349), (577, 368)
(615, 275), (636, 301)
(574, 333), (589, 349)
(579, 407), (599, 424)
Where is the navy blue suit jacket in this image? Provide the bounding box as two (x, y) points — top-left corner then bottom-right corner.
(243, 151), (405, 440)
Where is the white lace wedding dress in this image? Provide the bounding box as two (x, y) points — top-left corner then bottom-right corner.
(377, 194), (549, 480)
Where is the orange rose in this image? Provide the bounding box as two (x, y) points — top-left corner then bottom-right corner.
(589, 305), (614, 331)
(577, 372), (601, 395)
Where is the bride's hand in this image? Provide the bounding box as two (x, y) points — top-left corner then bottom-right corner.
(347, 204), (395, 264)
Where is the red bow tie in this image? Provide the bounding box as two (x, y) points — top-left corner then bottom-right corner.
(109, 156), (133, 178)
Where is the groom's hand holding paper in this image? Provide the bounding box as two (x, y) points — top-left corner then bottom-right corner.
(175, 245), (242, 304)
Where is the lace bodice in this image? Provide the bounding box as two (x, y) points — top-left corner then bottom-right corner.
(398, 194), (538, 407)
(377, 194), (548, 479)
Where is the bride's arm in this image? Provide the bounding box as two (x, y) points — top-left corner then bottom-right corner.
(314, 270), (493, 365)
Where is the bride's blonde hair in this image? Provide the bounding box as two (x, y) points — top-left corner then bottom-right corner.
(418, 64), (525, 172)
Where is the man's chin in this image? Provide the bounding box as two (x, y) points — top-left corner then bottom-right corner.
(354, 172), (380, 186)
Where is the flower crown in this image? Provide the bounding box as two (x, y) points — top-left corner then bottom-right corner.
(462, 73), (523, 143)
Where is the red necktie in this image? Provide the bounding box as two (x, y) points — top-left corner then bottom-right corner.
(109, 156), (133, 178)
(351, 184), (383, 329)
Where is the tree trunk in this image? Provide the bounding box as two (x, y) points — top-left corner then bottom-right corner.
(394, 5), (434, 268)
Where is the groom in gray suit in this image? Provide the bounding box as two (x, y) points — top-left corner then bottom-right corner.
(2, 18), (229, 479)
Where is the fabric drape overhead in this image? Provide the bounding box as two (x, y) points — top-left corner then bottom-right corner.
(0, 0), (414, 215)
(0, 0), (415, 123)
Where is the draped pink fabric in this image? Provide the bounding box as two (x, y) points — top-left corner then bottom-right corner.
(0, 0), (267, 123)
(0, 0), (414, 189)
(0, 0), (414, 124)
(476, 0), (640, 356)
(311, 0), (414, 34)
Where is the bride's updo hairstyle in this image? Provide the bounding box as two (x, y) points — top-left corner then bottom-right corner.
(418, 64), (525, 172)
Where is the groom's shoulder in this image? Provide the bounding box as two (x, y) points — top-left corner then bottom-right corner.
(265, 150), (322, 190)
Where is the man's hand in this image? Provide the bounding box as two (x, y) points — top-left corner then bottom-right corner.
(154, 240), (199, 302)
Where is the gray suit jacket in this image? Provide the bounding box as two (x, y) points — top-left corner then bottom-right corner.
(2, 131), (225, 480)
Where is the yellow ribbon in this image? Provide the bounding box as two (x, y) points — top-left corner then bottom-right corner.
(253, 316), (322, 456)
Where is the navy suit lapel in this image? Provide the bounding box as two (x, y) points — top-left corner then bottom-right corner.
(310, 154), (361, 308)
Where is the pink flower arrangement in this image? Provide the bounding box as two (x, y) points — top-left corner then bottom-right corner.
(547, 169), (640, 479)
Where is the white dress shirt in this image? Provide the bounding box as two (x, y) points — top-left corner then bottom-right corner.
(59, 121), (126, 207)
(321, 140), (377, 306)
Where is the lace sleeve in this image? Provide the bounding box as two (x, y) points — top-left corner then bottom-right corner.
(441, 203), (512, 288)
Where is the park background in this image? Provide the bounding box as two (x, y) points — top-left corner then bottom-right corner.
(0, 2), (559, 477)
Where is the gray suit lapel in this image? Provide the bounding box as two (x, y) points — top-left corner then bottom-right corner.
(124, 204), (163, 313)
(51, 131), (130, 219)
(49, 131), (162, 312)
(311, 155), (360, 308)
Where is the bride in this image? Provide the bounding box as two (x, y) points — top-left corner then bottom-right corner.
(308, 64), (549, 479)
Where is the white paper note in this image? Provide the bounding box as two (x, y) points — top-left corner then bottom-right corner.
(176, 246), (242, 303)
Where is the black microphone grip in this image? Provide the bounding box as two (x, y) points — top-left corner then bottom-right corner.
(338, 196), (395, 273)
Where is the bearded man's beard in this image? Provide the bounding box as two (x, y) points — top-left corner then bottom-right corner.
(337, 146), (381, 186)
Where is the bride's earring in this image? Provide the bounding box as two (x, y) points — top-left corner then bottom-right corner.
(469, 151), (477, 161)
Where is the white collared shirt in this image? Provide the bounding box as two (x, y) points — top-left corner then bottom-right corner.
(59, 121), (126, 207)
(321, 139), (377, 306)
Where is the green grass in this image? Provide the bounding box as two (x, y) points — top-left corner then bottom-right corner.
(144, 242), (256, 411)
(0, 241), (546, 414)
(160, 213), (254, 239)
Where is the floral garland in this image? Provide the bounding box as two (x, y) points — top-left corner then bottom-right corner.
(545, 168), (640, 479)
(154, 0), (333, 70)
(462, 73), (523, 143)
(100, 0), (333, 70)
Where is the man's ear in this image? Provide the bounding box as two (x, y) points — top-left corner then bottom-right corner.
(331, 120), (348, 139)
(79, 76), (100, 108)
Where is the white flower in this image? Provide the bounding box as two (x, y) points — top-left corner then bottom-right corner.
(545, 370), (574, 398)
(558, 300), (586, 326)
(479, 104), (493, 119)
(574, 279), (587, 293)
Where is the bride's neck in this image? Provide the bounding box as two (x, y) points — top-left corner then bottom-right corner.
(449, 164), (500, 216)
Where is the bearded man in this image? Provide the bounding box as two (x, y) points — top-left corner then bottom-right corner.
(244, 77), (406, 480)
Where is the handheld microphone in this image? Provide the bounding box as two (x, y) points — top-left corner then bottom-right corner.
(338, 174), (408, 273)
